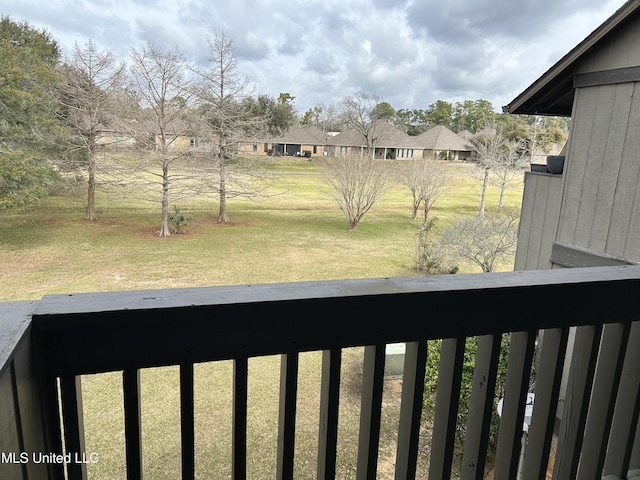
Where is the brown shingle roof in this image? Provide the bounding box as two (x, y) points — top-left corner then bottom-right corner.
(414, 125), (474, 151)
(274, 126), (330, 145)
(326, 120), (422, 148)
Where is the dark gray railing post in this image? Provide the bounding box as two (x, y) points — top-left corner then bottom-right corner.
(123, 369), (143, 480)
(180, 363), (195, 480)
(276, 352), (299, 480)
(356, 343), (385, 480)
(232, 357), (248, 480)
(317, 348), (341, 480)
(59, 375), (87, 480)
(395, 341), (427, 480)
(553, 325), (603, 479)
(429, 337), (465, 480)
(577, 322), (631, 480)
(493, 330), (536, 479)
(460, 334), (502, 480)
(522, 328), (569, 480)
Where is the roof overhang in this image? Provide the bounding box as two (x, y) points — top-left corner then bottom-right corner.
(504, 0), (640, 116)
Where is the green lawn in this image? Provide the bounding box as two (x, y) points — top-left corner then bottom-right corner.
(1, 158), (523, 302)
(1, 157), (524, 479)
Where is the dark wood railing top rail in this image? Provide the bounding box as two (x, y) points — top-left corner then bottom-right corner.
(3, 265), (640, 480)
(0, 301), (34, 377)
(30, 265), (640, 377)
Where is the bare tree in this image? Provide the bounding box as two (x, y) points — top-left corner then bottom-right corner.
(472, 120), (528, 215)
(127, 43), (194, 236)
(437, 209), (520, 273)
(322, 155), (392, 231)
(191, 32), (269, 223)
(56, 40), (124, 220)
(398, 158), (453, 228)
(471, 126), (502, 218)
(339, 91), (382, 158)
(490, 138), (527, 207)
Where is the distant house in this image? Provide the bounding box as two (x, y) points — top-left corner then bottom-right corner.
(414, 125), (475, 161)
(95, 126), (136, 148)
(505, 0), (640, 271)
(154, 134), (210, 153)
(236, 126), (329, 157)
(270, 126), (330, 157)
(324, 120), (422, 159)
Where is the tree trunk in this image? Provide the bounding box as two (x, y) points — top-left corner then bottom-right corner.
(159, 164), (171, 236)
(84, 144), (98, 221)
(411, 191), (420, 220)
(349, 220), (358, 232)
(479, 167), (489, 218)
(498, 184), (505, 207)
(421, 202), (431, 230)
(217, 153), (229, 223)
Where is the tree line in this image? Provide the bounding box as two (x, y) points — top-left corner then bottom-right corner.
(0, 17), (297, 235)
(1, 16), (568, 240)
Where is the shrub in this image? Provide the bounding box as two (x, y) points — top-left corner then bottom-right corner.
(168, 205), (190, 234)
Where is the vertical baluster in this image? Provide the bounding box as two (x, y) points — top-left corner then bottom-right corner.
(577, 322), (631, 480)
(317, 348), (341, 480)
(276, 352), (299, 480)
(522, 328), (569, 480)
(233, 357), (248, 480)
(59, 374), (87, 480)
(395, 341), (427, 480)
(461, 335), (502, 480)
(493, 330), (536, 480)
(123, 369), (143, 480)
(181, 363), (195, 480)
(603, 322), (640, 478)
(429, 337), (466, 480)
(42, 375), (65, 480)
(552, 324), (602, 480)
(356, 343), (385, 480)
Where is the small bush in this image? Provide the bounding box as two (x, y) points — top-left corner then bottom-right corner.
(168, 205), (191, 234)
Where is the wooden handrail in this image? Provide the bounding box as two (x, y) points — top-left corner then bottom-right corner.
(2, 266), (640, 480)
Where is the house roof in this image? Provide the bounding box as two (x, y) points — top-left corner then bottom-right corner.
(414, 125), (474, 151)
(505, 0), (640, 116)
(458, 129), (474, 141)
(274, 126), (330, 145)
(326, 120), (422, 148)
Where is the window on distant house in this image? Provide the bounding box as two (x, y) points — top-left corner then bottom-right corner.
(264, 143), (269, 152)
(190, 138), (197, 148)
(253, 143), (258, 152)
(407, 149), (413, 158)
(313, 145), (317, 154)
(341, 146), (347, 156)
(398, 148), (404, 158)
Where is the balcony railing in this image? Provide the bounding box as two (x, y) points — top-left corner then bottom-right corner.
(2, 266), (640, 480)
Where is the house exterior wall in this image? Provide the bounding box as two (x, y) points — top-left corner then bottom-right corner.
(555, 80), (640, 263)
(514, 172), (564, 270)
(516, 16), (640, 270)
(576, 14), (640, 74)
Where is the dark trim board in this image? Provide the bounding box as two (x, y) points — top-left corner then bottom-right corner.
(551, 242), (638, 268)
(574, 66), (640, 88)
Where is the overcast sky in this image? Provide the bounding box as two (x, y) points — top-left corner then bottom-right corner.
(0, 0), (626, 114)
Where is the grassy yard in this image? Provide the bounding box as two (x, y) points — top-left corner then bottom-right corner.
(1, 158), (523, 302)
(1, 156), (524, 479)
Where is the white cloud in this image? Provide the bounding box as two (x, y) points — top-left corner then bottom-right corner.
(0, 0), (627, 113)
